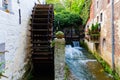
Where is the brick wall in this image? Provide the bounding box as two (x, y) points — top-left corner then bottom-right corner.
(114, 1), (120, 75)
(86, 0), (120, 76)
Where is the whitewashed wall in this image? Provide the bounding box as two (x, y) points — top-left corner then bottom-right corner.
(0, 0), (42, 80)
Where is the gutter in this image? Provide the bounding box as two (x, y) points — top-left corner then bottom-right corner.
(111, 0), (115, 70)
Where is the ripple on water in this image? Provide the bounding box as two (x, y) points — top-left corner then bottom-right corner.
(65, 45), (114, 80)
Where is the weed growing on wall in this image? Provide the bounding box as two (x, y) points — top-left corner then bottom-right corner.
(80, 42), (120, 80)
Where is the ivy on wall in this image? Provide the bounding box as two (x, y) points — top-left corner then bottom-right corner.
(80, 0), (91, 25)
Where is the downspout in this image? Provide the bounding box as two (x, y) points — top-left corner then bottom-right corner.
(17, 0), (21, 24)
(19, 9), (21, 24)
(111, 0), (115, 71)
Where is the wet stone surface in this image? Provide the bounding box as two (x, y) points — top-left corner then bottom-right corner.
(65, 44), (114, 80)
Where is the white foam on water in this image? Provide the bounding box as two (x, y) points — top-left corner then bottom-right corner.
(65, 45), (84, 59)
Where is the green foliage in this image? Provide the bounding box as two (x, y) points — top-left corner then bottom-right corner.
(54, 11), (82, 30)
(93, 52), (120, 80)
(54, 3), (65, 12)
(91, 24), (95, 31)
(0, 62), (4, 74)
(80, 41), (89, 50)
(0, 62), (6, 79)
(0, 62), (5, 74)
(80, 0), (91, 25)
(64, 0), (85, 13)
(50, 40), (55, 47)
(94, 22), (99, 30)
(46, 0), (86, 29)
(81, 42), (120, 80)
(64, 64), (70, 80)
(46, 0), (59, 4)
(46, 0), (65, 13)
(90, 22), (100, 34)
(55, 31), (64, 38)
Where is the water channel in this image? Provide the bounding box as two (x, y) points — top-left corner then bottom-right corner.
(65, 41), (114, 80)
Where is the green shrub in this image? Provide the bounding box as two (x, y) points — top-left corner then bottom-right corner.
(50, 40), (55, 47)
(54, 11), (82, 30)
(55, 31), (64, 39)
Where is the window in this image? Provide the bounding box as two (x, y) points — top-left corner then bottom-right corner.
(97, 16), (99, 22)
(3, 0), (9, 12)
(0, 0), (12, 13)
(0, 0), (2, 8)
(98, 23), (101, 31)
(100, 13), (103, 22)
(97, 1), (99, 8)
(102, 38), (106, 50)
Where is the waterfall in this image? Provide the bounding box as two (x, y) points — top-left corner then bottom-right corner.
(65, 45), (84, 59)
(72, 41), (83, 50)
(65, 43), (96, 80)
(73, 41), (80, 47)
(65, 41), (113, 80)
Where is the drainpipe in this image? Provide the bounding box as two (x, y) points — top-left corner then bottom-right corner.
(17, 0), (21, 24)
(111, 0), (115, 71)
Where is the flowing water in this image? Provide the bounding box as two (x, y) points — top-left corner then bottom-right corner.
(65, 41), (113, 80)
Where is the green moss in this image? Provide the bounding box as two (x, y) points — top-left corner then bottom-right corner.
(50, 40), (55, 47)
(55, 31), (64, 39)
(64, 64), (70, 80)
(90, 34), (100, 37)
(0, 62), (6, 79)
(22, 61), (33, 80)
(80, 41), (89, 51)
(80, 42), (120, 80)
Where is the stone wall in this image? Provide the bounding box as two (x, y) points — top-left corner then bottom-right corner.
(54, 38), (65, 80)
(85, 0), (120, 76)
(0, 0), (40, 80)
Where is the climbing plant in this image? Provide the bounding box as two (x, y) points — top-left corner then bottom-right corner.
(0, 62), (7, 79)
(90, 22), (99, 33)
(80, 0), (91, 25)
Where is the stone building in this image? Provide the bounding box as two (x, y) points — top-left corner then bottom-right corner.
(85, 0), (120, 76)
(0, 0), (45, 80)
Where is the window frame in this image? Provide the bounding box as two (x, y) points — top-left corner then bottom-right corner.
(107, 0), (110, 4)
(100, 13), (103, 22)
(97, 16), (99, 22)
(0, 0), (13, 14)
